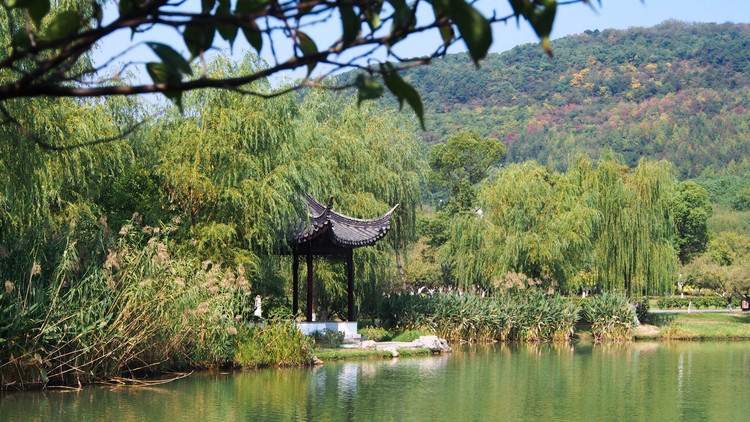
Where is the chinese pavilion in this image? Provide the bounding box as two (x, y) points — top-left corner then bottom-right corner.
(288, 193), (398, 322)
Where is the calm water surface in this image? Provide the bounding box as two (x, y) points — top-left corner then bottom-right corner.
(3, 342), (750, 421)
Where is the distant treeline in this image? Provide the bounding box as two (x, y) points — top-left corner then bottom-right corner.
(397, 21), (750, 178)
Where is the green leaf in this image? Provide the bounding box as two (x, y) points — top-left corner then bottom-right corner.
(43, 10), (81, 40)
(508, 0), (525, 17)
(166, 91), (184, 112)
(146, 62), (183, 112)
(363, 0), (383, 31)
(235, 0), (268, 14)
(447, 0), (491, 64)
(295, 30), (318, 75)
(380, 64), (424, 129)
(27, 0), (50, 27)
(431, 0), (454, 47)
(355, 74), (384, 105)
(388, 0), (412, 39)
(339, 3), (359, 46)
(235, 0), (265, 52)
(183, 21), (215, 58)
(534, 0), (557, 56)
(533, 0), (557, 38)
(146, 42), (192, 76)
(241, 20), (262, 53)
(118, 0), (134, 17)
(92, 2), (103, 25)
(146, 62), (181, 85)
(202, 0), (216, 13)
(216, 0), (238, 47)
(509, 0), (557, 56)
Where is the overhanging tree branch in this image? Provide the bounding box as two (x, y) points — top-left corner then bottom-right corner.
(0, 0), (592, 126)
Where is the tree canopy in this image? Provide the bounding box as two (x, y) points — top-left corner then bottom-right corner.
(429, 130), (506, 185)
(671, 181), (711, 264)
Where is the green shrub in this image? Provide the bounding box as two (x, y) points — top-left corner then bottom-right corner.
(235, 320), (315, 368)
(359, 326), (392, 342)
(583, 293), (635, 342)
(311, 329), (344, 348)
(656, 296), (736, 309)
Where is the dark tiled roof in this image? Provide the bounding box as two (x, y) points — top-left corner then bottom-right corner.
(293, 193), (398, 248)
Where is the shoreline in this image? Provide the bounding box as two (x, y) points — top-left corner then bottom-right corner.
(5, 333), (750, 393)
(4, 312), (750, 392)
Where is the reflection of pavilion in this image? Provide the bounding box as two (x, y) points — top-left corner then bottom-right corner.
(383, 353), (451, 376)
(337, 363), (360, 395)
(285, 194), (398, 338)
(310, 357), (452, 400)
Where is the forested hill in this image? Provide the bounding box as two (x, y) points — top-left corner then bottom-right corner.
(401, 21), (750, 177)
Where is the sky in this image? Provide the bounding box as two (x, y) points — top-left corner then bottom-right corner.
(93, 0), (750, 88)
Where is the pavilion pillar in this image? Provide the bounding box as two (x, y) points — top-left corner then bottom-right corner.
(306, 253), (314, 322)
(347, 250), (355, 321)
(292, 253), (299, 316)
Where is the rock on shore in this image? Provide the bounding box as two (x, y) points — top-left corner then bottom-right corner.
(351, 335), (452, 354)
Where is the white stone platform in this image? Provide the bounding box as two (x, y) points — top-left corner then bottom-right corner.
(297, 321), (361, 340)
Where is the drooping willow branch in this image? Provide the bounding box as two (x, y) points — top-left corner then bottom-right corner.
(0, 102), (157, 151)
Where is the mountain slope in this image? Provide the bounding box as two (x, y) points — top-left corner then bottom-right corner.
(400, 21), (750, 177)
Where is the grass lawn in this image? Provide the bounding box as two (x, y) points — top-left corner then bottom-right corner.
(636, 313), (750, 340)
(314, 347), (432, 361)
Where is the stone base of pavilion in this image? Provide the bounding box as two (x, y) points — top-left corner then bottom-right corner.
(297, 321), (362, 340)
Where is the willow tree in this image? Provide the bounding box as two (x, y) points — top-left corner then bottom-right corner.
(293, 90), (425, 315)
(151, 56), (311, 272)
(579, 158), (678, 295)
(0, 92), (142, 293)
(438, 212), (492, 289)
(438, 158), (679, 295)
(441, 161), (596, 291)
(148, 56), (425, 317)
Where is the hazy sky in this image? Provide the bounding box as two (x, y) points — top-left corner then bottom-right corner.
(94, 0), (750, 86)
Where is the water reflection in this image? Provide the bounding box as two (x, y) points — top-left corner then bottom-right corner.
(2, 342), (750, 422)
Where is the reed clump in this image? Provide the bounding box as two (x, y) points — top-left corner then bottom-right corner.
(581, 293), (636, 342)
(1, 223), (253, 389)
(379, 291), (580, 343)
(234, 319), (315, 368)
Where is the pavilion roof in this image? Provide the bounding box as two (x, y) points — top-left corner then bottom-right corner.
(293, 193), (398, 248)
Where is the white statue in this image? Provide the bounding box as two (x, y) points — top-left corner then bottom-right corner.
(254, 295), (262, 318)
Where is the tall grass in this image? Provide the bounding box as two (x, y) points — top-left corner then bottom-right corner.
(380, 291), (580, 343)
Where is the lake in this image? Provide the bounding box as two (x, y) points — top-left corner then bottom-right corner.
(2, 341), (750, 421)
